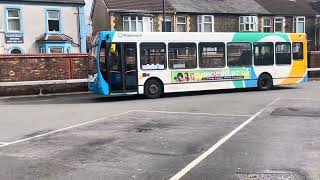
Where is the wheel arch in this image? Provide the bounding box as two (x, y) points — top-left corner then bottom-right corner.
(143, 77), (164, 94)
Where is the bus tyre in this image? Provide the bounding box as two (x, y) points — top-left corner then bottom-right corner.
(144, 79), (163, 99)
(258, 74), (273, 91)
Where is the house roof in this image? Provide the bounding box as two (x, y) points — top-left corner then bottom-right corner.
(104, 0), (175, 13)
(99, 0), (315, 16)
(0, 0), (85, 5)
(167, 0), (270, 14)
(36, 34), (73, 42)
(255, 0), (316, 16)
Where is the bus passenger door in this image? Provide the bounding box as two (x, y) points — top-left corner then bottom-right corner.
(109, 43), (137, 93)
(124, 44), (138, 92)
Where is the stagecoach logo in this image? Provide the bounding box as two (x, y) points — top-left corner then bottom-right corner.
(118, 33), (142, 38)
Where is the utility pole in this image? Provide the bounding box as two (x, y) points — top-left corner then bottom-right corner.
(162, 0), (166, 32)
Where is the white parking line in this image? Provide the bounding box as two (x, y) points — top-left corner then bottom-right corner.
(282, 98), (320, 101)
(0, 142), (8, 145)
(0, 111), (132, 148)
(169, 97), (281, 180)
(131, 110), (251, 117)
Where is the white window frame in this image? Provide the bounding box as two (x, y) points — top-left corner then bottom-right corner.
(6, 8), (21, 32)
(239, 16), (258, 32)
(176, 16), (186, 32)
(48, 47), (64, 53)
(144, 17), (153, 32)
(198, 15), (214, 32)
(263, 18), (272, 32)
(123, 16), (153, 32)
(47, 10), (61, 33)
(274, 17), (285, 33)
(293, 16), (305, 33)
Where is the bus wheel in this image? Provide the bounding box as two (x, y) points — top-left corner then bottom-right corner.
(144, 79), (163, 99)
(258, 74), (273, 91)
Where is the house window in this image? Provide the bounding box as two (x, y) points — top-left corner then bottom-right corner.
(177, 16), (186, 32)
(293, 16), (305, 33)
(145, 17), (153, 32)
(10, 48), (22, 54)
(165, 16), (171, 32)
(239, 16), (258, 32)
(263, 18), (272, 32)
(198, 15), (214, 32)
(6, 8), (21, 32)
(47, 10), (61, 32)
(49, 47), (64, 53)
(123, 16), (144, 32)
(274, 17), (285, 33)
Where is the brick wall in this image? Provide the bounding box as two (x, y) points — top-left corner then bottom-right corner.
(0, 53), (91, 96)
(308, 51), (320, 78)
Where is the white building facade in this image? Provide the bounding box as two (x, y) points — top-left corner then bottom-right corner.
(0, 0), (87, 54)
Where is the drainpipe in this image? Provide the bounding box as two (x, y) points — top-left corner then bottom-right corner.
(173, 12), (176, 32)
(78, 6), (87, 53)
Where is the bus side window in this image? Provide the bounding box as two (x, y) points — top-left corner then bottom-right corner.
(293, 42), (303, 60)
(253, 42), (274, 66)
(227, 42), (252, 67)
(168, 43), (197, 69)
(199, 42), (225, 68)
(140, 43), (167, 70)
(276, 42), (291, 65)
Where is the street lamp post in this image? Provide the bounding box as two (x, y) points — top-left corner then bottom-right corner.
(162, 0), (166, 32)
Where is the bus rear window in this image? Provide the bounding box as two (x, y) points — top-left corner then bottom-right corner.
(293, 42), (303, 60)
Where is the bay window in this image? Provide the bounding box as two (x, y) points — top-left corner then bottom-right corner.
(239, 16), (258, 32)
(123, 16), (153, 32)
(198, 15), (214, 32)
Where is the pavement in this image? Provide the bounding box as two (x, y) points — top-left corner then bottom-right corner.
(0, 81), (319, 180)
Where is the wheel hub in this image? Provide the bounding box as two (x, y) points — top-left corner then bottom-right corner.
(149, 84), (159, 95)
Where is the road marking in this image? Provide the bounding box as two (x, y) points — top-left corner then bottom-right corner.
(169, 97), (281, 180)
(0, 111), (132, 148)
(131, 110), (251, 117)
(0, 142), (8, 145)
(282, 98), (320, 101)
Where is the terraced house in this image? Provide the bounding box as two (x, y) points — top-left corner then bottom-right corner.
(0, 0), (87, 54)
(91, 0), (317, 50)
